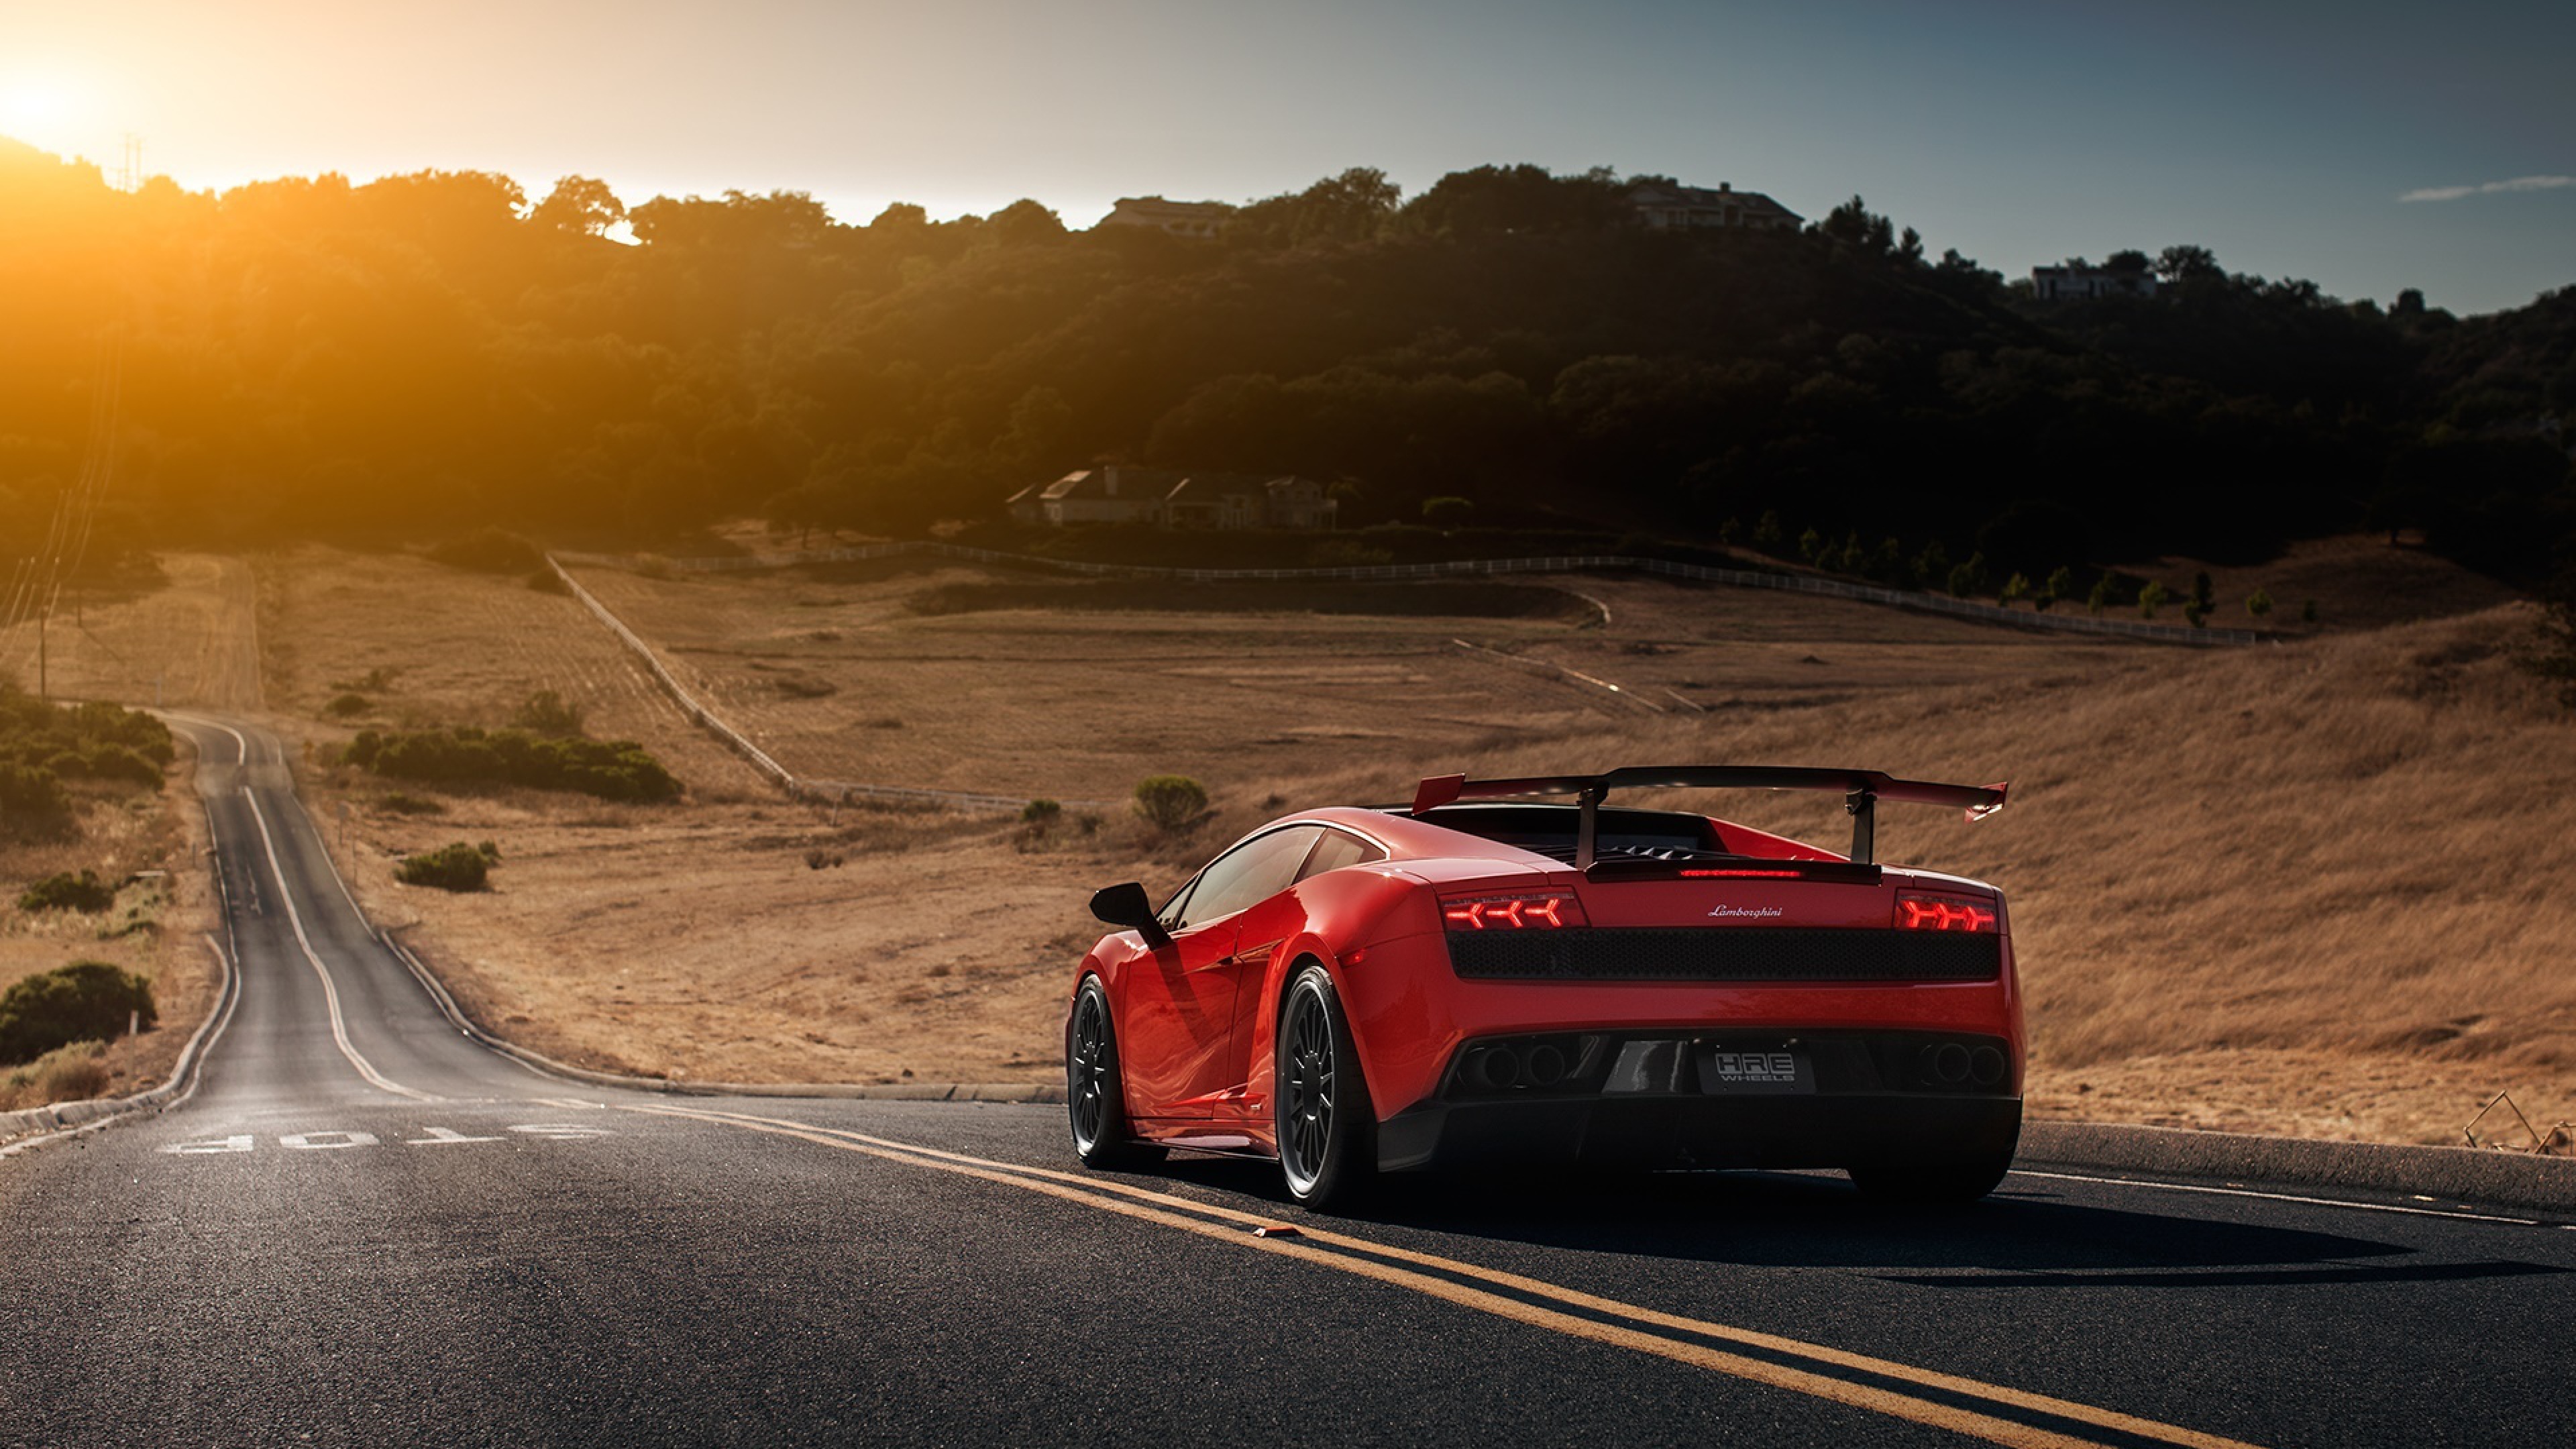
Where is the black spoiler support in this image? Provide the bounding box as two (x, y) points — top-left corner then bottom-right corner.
(1407, 766), (2008, 868)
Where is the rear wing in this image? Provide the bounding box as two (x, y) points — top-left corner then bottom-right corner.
(1409, 766), (2008, 869)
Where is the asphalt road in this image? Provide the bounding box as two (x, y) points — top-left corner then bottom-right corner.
(3, 718), (2570, 1448)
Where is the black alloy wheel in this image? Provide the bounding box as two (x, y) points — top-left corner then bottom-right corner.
(1276, 965), (1374, 1210)
(1067, 977), (1163, 1169)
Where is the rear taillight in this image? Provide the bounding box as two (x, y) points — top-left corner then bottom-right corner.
(1442, 893), (1589, 930)
(1896, 894), (1998, 933)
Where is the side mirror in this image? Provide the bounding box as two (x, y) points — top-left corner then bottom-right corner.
(1090, 882), (1169, 945)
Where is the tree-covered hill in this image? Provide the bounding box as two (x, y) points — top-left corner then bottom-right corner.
(3, 140), (2569, 580)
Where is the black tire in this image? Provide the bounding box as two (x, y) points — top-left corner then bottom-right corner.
(1845, 1153), (2014, 1205)
(1275, 963), (1375, 1211)
(1067, 977), (1165, 1169)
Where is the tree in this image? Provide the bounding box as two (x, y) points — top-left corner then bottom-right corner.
(2246, 588), (2275, 619)
(2087, 574), (2114, 615)
(1401, 164), (1626, 235)
(530, 175), (625, 236)
(1244, 166), (1403, 246)
(987, 198), (1067, 248)
(1752, 511), (1785, 553)
(2001, 572), (2031, 605)
(2139, 580), (2169, 619)
(1947, 553), (1991, 599)
(2155, 244), (2221, 282)
(2191, 570), (2215, 614)
(1817, 195), (1895, 254)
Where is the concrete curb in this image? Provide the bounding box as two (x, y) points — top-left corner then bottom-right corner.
(0, 934), (241, 1153)
(2017, 1120), (2576, 1214)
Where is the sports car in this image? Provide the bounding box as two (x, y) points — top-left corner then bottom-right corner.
(1065, 765), (2020, 1210)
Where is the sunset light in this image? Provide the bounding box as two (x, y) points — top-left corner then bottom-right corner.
(1, 4), (2574, 1443)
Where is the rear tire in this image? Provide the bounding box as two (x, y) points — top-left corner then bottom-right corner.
(1067, 977), (1165, 1170)
(1276, 964), (1375, 1211)
(1845, 1153), (2013, 1204)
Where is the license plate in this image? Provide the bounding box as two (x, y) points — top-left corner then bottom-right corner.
(1696, 1046), (1812, 1093)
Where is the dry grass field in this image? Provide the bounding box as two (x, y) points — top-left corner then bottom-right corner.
(0, 768), (221, 1112)
(15, 537), (2569, 1150)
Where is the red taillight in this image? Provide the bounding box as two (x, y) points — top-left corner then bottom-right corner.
(1442, 894), (1588, 930)
(1896, 894), (1998, 933)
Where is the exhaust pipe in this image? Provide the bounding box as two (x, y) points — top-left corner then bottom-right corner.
(1921, 1042), (1972, 1085)
(1522, 1043), (1567, 1087)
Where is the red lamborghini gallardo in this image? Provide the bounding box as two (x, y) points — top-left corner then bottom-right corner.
(1065, 767), (2021, 1210)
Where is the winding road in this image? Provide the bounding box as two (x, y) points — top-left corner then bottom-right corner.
(2, 718), (2569, 1447)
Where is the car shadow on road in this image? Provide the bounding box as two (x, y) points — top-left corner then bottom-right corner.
(1133, 1154), (2569, 1286)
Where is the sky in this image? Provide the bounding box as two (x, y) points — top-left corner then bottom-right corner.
(1, 0), (2568, 315)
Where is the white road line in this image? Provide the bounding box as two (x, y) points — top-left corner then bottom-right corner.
(2009, 1169), (2548, 1227)
(225, 733), (437, 1104)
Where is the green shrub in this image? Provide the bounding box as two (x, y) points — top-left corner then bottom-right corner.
(18, 869), (117, 914)
(1133, 775), (1210, 833)
(0, 1039), (112, 1109)
(0, 761), (69, 827)
(396, 841), (499, 892)
(380, 792), (444, 816)
(341, 724), (679, 802)
(1020, 798), (1063, 825)
(0, 961), (155, 1066)
(325, 692), (372, 718)
(508, 690), (586, 737)
(2247, 588), (2275, 620)
(85, 745), (164, 788)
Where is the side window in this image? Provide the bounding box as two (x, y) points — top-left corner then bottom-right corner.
(1155, 877), (1200, 931)
(1170, 827), (1322, 930)
(1297, 828), (1385, 881)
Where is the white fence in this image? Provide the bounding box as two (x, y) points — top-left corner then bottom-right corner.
(553, 543), (2272, 647)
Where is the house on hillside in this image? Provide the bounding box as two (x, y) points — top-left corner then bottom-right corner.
(1005, 466), (1182, 526)
(2031, 261), (2159, 301)
(1096, 196), (1236, 239)
(1008, 468), (1336, 529)
(1627, 180), (1803, 233)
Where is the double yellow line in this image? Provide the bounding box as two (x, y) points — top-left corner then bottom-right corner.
(622, 1102), (2260, 1449)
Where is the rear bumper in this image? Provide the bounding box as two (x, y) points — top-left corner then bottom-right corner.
(1375, 1026), (2022, 1173)
(1378, 1093), (2022, 1173)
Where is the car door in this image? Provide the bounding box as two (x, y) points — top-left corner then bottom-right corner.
(1120, 826), (1322, 1120)
(1215, 827), (1389, 1114)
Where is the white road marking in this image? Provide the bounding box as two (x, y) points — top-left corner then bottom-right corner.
(2008, 1169), (2549, 1227)
(158, 1136), (254, 1155)
(278, 1131), (378, 1150)
(527, 1098), (606, 1110)
(405, 1126), (504, 1145)
(237, 776), (437, 1104)
(508, 1124), (613, 1139)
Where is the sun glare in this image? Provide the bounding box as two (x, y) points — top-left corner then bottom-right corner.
(2, 74), (82, 138)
